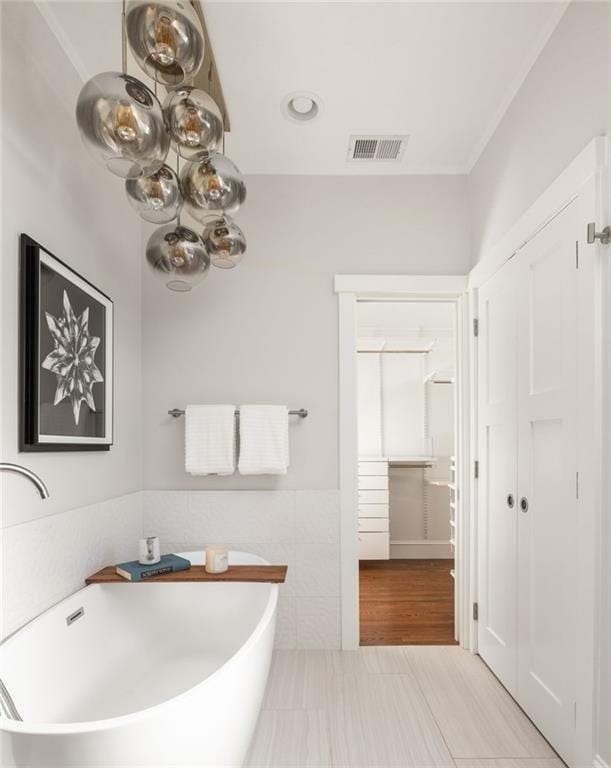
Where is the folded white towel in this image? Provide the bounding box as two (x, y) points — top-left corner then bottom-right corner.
(238, 405), (289, 475)
(185, 405), (236, 476)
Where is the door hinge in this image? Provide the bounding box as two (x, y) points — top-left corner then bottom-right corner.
(474, 460), (479, 479)
(473, 318), (479, 337)
(576, 471), (579, 499)
(587, 223), (611, 245)
(473, 602), (479, 621)
(576, 240), (579, 269)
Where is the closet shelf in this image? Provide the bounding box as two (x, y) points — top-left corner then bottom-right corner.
(387, 456), (436, 468)
(423, 369), (455, 385)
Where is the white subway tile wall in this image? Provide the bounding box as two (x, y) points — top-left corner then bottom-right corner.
(1, 492), (142, 638)
(2, 489), (340, 649)
(143, 489), (341, 649)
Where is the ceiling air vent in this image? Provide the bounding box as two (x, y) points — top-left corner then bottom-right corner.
(347, 135), (409, 162)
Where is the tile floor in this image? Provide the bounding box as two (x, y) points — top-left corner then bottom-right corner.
(245, 646), (564, 768)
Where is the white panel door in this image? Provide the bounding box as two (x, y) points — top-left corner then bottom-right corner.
(477, 257), (518, 695)
(515, 203), (578, 763)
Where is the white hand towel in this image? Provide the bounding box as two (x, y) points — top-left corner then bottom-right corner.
(185, 405), (236, 476)
(238, 405), (290, 475)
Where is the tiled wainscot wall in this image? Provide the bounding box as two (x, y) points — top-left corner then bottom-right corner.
(2, 492), (142, 638)
(143, 490), (341, 649)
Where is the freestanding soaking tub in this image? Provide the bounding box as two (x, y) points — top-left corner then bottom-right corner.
(0, 551), (277, 767)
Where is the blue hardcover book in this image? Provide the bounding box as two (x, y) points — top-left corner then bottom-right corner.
(115, 554), (191, 581)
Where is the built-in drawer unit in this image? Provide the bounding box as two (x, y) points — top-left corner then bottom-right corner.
(358, 459), (390, 560)
(358, 531), (390, 560)
(358, 503), (389, 518)
(357, 489), (388, 505)
(358, 474), (389, 491)
(358, 517), (389, 533)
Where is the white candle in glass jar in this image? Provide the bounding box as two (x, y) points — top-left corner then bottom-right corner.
(205, 545), (229, 574)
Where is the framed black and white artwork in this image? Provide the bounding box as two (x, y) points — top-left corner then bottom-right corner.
(20, 234), (113, 451)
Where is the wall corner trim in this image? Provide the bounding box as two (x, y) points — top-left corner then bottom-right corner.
(34, 1), (91, 83)
(468, 136), (608, 290)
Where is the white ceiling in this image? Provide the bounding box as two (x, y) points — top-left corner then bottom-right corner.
(39, 1), (567, 175)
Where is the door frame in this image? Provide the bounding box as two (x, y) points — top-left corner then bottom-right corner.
(468, 136), (607, 768)
(335, 275), (473, 651)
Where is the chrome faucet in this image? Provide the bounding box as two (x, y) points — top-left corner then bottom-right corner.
(0, 463), (50, 499)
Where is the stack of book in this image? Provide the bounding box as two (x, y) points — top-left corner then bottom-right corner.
(115, 554), (191, 581)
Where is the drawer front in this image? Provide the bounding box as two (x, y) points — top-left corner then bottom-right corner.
(358, 532), (389, 560)
(358, 475), (389, 491)
(358, 517), (389, 533)
(358, 489), (389, 505)
(358, 504), (389, 518)
(358, 461), (388, 476)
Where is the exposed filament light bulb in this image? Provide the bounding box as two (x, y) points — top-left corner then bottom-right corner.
(184, 107), (202, 146)
(205, 174), (223, 200)
(115, 102), (138, 142)
(152, 13), (177, 66)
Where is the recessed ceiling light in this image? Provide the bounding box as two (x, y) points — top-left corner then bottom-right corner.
(281, 91), (323, 124)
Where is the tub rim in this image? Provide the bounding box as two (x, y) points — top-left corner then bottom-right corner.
(0, 550), (278, 736)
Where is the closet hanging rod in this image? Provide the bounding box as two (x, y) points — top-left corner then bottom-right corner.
(168, 408), (308, 419)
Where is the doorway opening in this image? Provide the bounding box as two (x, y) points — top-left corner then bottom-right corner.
(356, 300), (459, 646)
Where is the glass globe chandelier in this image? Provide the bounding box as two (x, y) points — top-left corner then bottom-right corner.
(125, 164), (183, 223)
(76, 72), (169, 179)
(146, 223), (210, 291)
(125, 0), (205, 87)
(181, 152), (246, 221)
(75, 0), (247, 291)
(203, 216), (246, 269)
(164, 86), (224, 159)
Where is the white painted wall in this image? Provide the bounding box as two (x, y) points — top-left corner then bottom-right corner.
(468, 1), (611, 263)
(142, 174), (472, 492)
(140, 175), (470, 645)
(0, 3), (143, 637)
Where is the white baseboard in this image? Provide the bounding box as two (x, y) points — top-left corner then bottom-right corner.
(390, 539), (453, 559)
(594, 755), (611, 768)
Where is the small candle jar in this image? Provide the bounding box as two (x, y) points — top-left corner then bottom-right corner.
(139, 536), (161, 565)
(205, 545), (229, 574)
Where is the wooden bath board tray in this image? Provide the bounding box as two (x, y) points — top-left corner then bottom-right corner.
(85, 564), (288, 585)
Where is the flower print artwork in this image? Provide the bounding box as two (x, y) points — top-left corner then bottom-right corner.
(41, 290), (104, 425)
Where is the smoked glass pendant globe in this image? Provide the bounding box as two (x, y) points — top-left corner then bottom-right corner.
(203, 216), (246, 269)
(76, 72), (169, 179)
(163, 87), (224, 159)
(181, 152), (246, 221)
(126, 0), (205, 86)
(125, 164), (183, 223)
(146, 223), (210, 291)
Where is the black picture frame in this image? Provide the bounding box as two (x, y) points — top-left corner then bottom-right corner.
(20, 234), (114, 451)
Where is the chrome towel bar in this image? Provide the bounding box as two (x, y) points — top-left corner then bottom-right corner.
(168, 408), (308, 419)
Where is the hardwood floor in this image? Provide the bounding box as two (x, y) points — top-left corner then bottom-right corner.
(359, 558), (457, 646)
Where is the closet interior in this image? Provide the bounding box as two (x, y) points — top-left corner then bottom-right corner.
(356, 301), (458, 645)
